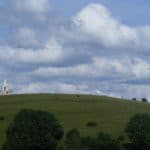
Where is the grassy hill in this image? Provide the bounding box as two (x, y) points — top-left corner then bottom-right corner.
(0, 94), (150, 149)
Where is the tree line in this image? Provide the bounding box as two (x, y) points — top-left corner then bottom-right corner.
(2, 109), (150, 150)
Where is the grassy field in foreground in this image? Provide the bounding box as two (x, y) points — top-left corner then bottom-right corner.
(0, 94), (150, 149)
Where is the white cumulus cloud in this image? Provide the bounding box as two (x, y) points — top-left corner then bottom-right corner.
(73, 3), (150, 50)
(14, 0), (51, 19)
(0, 38), (63, 64)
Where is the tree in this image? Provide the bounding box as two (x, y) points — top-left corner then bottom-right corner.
(125, 114), (150, 150)
(81, 133), (120, 150)
(132, 98), (136, 101)
(81, 136), (97, 150)
(141, 98), (148, 103)
(0, 116), (4, 121)
(3, 109), (64, 150)
(96, 132), (120, 150)
(65, 129), (81, 150)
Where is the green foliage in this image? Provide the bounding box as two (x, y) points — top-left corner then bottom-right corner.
(64, 130), (121, 150)
(57, 142), (66, 150)
(125, 114), (150, 149)
(132, 98), (136, 101)
(96, 132), (120, 150)
(86, 121), (97, 127)
(0, 94), (150, 148)
(3, 109), (64, 150)
(141, 98), (148, 103)
(66, 129), (81, 150)
(81, 132), (120, 150)
(0, 116), (4, 121)
(81, 136), (97, 150)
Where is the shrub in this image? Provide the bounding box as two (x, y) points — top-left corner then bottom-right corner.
(81, 132), (120, 150)
(0, 116), (4, 121)
(65, 129), (81, 150)
(132, 98), (136, 101)
(81, 136), (97, 150)
(3, 109), (64, 150)
(125, 114), (150, 149)
(86, 121), (97, 127)
(76, 95), (80, 98)
(57, 142), (65, 150)
(117, 135), (125, 142)
(96, 132), (120, 150)
(141, 98), (148, 103)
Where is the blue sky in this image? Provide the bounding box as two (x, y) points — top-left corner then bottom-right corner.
(0, 0), (150, 100)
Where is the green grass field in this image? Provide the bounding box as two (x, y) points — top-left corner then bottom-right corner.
(0, 94), (150, 149)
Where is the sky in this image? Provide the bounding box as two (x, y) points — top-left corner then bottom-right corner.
(0, 0), (150, 100)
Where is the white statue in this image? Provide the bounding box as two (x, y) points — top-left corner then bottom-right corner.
(1, 80), (9, 95)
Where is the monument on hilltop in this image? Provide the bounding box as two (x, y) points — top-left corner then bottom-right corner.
(1, 80), (9, 95)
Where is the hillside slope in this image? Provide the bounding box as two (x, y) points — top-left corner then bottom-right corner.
(0, 94), (150, 148)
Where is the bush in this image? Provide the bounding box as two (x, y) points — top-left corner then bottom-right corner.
(86, 121), (97, 127)
(125, 114), (150, 150)
(76, 95), (80, 98)
(81, 132), (120, 150)
(141, 98), (148, 103)
(57, 142), (65, 150)
(81, 136), (97, 150)
(65, 129), (81, 150)
(132, 98), (136, 101)
(3, 109), (64, 150)
(96, 132), (120, 150)
(0, 116), (4, 121)
(117, 135), (125, 143)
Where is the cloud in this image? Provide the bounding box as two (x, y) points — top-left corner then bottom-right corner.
(0, 0), (51, 27)
(17, 81), (89, 94)
(33, 56), (150, 87)
(14, 27), (39, 48)
(73, 4), (137, 48)
(18, 82), (48, 93)
(0, 2), (150, 100)
(132, 58), (150, 78)
(0, 38), (63, 65)
(73, 3), (150, 50)
(13, 0), (51, 20)
(15, 0), (50, 13)
(125, 85), (150, 100)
